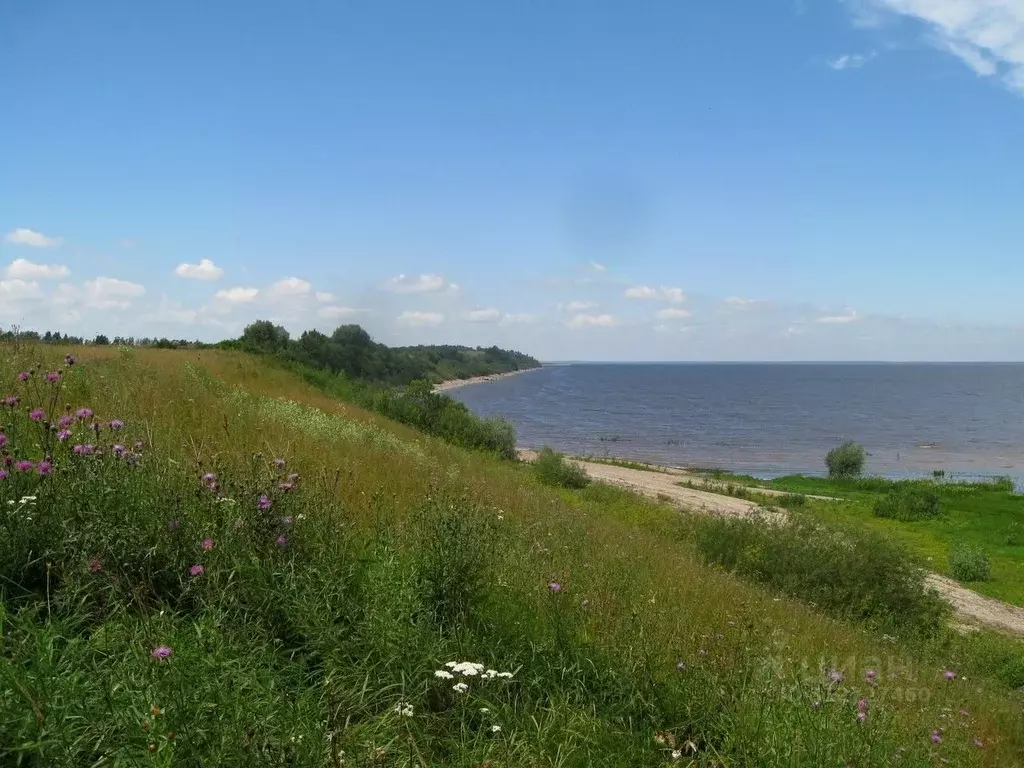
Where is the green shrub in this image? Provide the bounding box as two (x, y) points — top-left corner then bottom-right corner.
(694, 513), (946, 632)
(873, 486), (942, 521)
(533, 446), (591, 489)
(777, 493), (806, 509)
(825, 441), (865, 478)
(1006, 523), (1022, 547)
(948, 544), (991, 582)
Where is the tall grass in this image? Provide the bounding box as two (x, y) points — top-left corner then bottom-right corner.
(0, 346), (1020, 766)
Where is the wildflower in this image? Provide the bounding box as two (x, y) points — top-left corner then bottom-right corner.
(112, 444), (126, 457)
(273, 457), (286, 469)
(29, 409), (45, 422)
(134, 440), (145, 450)
(857, 698), (868, 712)
(496, 671), (514, 678)
(0, 469), (8, 480)
(959, 709), (970, 717)
(393, 701), (414, 717)
(57, 414), (73, 428)
(812, 700), (821, 710)
(278, 482), (294, 493)
(201, 472), (218, 490)
(108, 419), (125, 430)
(548, 581), (562, 593)
(490, 725), (501, 733)
(452, 662), (485, 676)
(72, 444), (95, 456)
(931, 730), (942, 744)
(276, 535), (287, 547)
(865, 669), (877, 683)
(445, 661), (458, 668)
(452, 682), (469, 694)
(4, 395), (20, 407)
(434, 670), (454, 679)
(258, 494), (272, 511)
(90, 421), (102, 433)
(14, 460), (33, 472)
(37, 460), (53, 476)
(479, 707), (490, 714)
(974, 737), (984, 748)
(18, 371), (30, 381)
(286, 472), (299, 482)
(282, 515), (294, 525)
(88, 557), (103, 573)
(201, 538), (214, 551)
(826, 668), (845, 684)
(65, 354), (76, 366)
(482, 669), (499, 679)
(943, 669), (956, 681)
(0, 433), (5, 447)
(670, 750), (682, 761)
(45, 371), (61, 383)
(150, 646), (173, 660)
(57, 429), (71, 441)
(676, 660), (685, 672)
(189, 564), (204, 577)
(75, 407), (93, 420)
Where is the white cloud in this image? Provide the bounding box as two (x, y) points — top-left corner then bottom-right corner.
(317, 305), (358, 320)
(625, 285), (658, 300)
(3, 228), (62, 247)
(267, 276), (312, 297)
(0, 278), (43, 303)
(315, 291), (335, 302)
(827, 51), (876, 70)
(625, 285), (686, 302)
(5, 258), (69, 279)
(174, 258), (223, 281)
(568, 313), (615, 328)
(397, 310), (444, 326)
(864, 0), (1024, 93)
(214, 286), (260, 303)
(725, 296), (754, 306)
(502, 313), (538, 324)
(383, 273), (448, 293)
(816, 310), (861, 324)
(589, 261), (607, 272)
(657, 307), (692, 320)
(465, 308), (501, 323)
(566, 300), (597, 311)
(83, 277), (146, 310)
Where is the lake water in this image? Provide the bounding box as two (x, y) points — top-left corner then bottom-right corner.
(449, 363), (1024, 480)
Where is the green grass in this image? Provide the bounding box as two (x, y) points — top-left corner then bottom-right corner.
(1, 345), (1023, 766)
(714, 475), (1024, 606)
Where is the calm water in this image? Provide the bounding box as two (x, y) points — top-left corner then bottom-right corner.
(450, 364), (1024, 480)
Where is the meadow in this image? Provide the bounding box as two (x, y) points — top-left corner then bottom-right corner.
(2, 344), (1023, 766)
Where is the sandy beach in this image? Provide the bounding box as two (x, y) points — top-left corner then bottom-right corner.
(433, 367), (540, 393)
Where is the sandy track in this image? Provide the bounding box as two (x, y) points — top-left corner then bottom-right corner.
(522, 451), (1024, 637)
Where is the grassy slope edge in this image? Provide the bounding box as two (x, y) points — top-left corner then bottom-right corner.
(1, 346), (1022, 767)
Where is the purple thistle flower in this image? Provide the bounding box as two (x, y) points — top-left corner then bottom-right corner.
(90, 421), (101, 433)
(108, 419), (124, 431)
(75, 407), (93, 420)
(57, 426), (73, 439)
(134, 440), (144, 450)
(57, 414), (73, 428)
(0, 469), (8, 481)
(931, 730), (942, 744)
(29, 409), (45, 422)
(150, 645), (173, 661)
(282, 515), (294, 525)
(189, 564), (204, 577)
(943, 669), (956, 681)
(201, 472), (217, 486)
(14, 460), (33, 472)
(88, 557), (103, 573)
(856, 711), (867, 724)
(276, 535), (287, 547)
(826, 668), (845, 684)
(0, 433), (6, 448)
(857, 698), (868, 712)
(257, 494), (272, 511)
(277, 482), (294, 493)
(201, 538), (214, 551)
(548, 581), (562, 593)
(44, 371), (61, 383)
(4, 395), (20, 407)
(112, 444), (126, 457)
(64, 354), (76, 366)
(273, 457), (286, 469)
(72, 444), (95, 456)
(286, 473), (299, 483)
(18, 371), (30, 381)
(865, 669), (877, 683)
(37, 460), (53, 476)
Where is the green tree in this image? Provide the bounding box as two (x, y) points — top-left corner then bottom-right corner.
(825, 441), (865, 478)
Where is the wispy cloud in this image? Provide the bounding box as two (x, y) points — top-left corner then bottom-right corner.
(568, 313), (615, 328)
(214, 286), (260, 304)
(4, 228), (63, 248)
(566, 300), (597, 311)
(174, 258), (223, 281)
(816, 310), (861, 324)
(827, 51), (877, 70)
(465, 308), (501, 323)
(502, 313), (538, 324)
(588, 261), (607, 272)
(853, 0), (1024, 94)
(4, 258), (69, 279)
(383, 273), (450, 293)
(624, 285), (686, 303)
(656, 307), (692, 320)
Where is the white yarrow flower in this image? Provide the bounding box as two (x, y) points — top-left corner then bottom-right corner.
(490, 725), (501, 733)
(452, 682), (469, 694)
(434, 670), (454, 679)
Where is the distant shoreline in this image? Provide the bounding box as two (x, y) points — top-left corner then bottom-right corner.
(433, 367), (541, 393)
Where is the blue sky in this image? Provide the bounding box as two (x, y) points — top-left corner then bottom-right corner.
(2, 0), (1023, 360)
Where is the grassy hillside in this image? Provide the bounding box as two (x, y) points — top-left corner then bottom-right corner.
(1, 346), (1023, 766)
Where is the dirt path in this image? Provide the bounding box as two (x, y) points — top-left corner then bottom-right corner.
(522, 451), (1024, 637)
